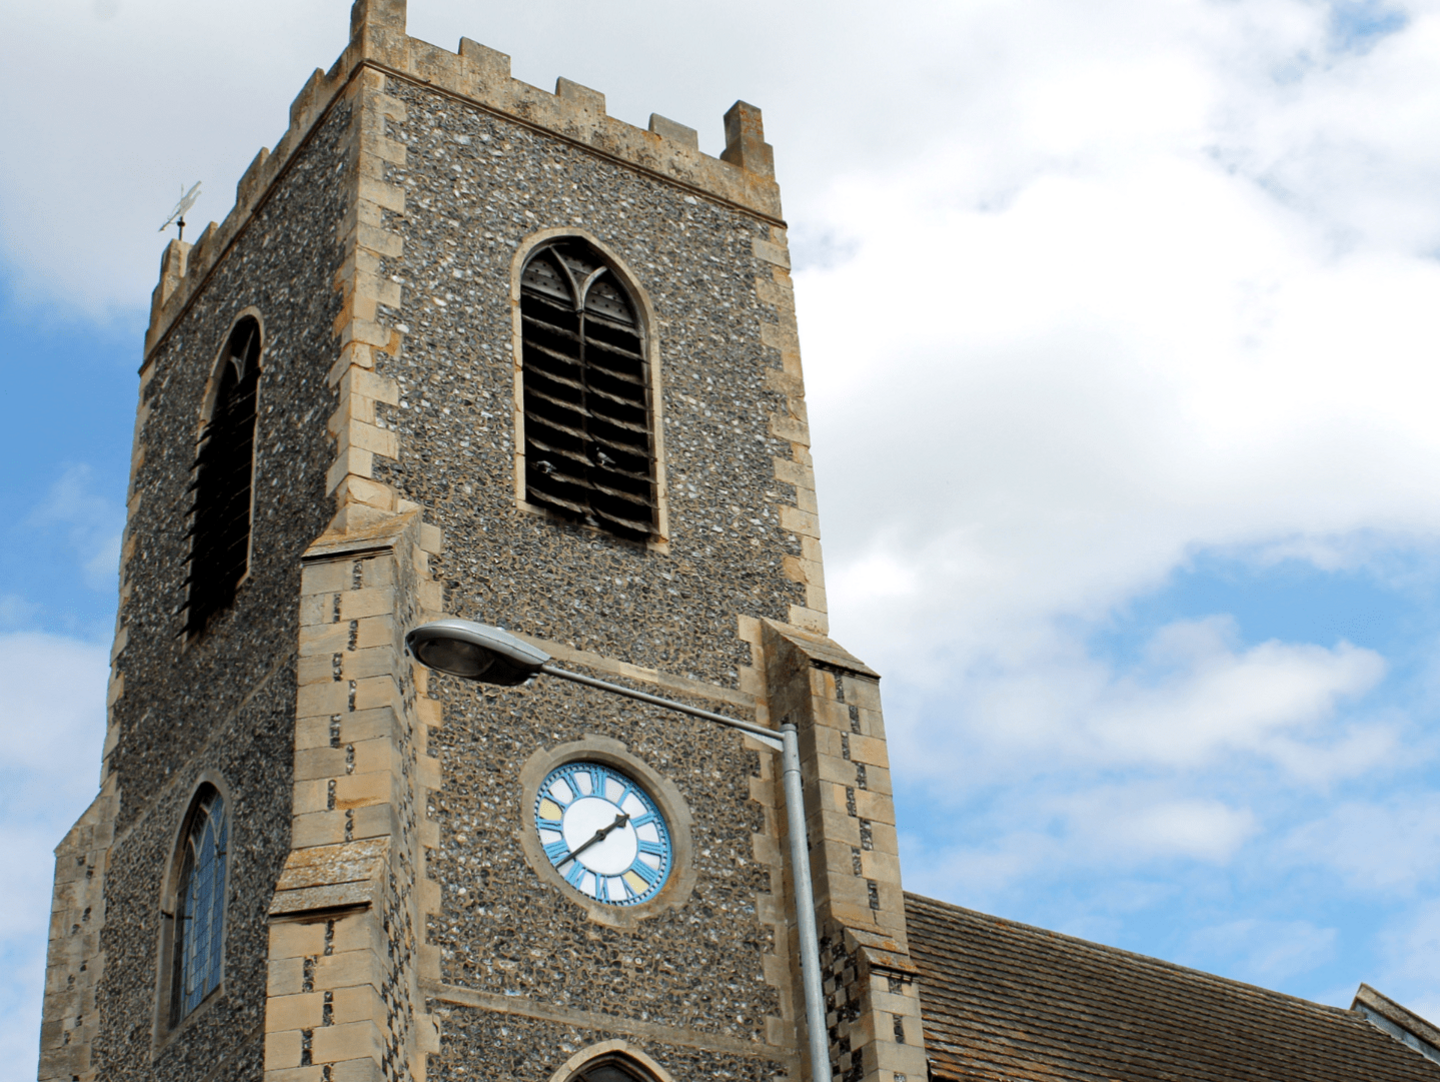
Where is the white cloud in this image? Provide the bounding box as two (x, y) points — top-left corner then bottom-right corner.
(899, 780), (1258, 907)
(1284, 794), (1440, 893)
(5, 0), (1440, 1021)
(1058, 786), (1260, 862)
(25, 465), (124, 594)
(792, 4), (1440, 699)
(1373, 898), (1440, 1021)
(770, 10), (1440, 951)
(1185, 918), (1338, 982)
(82, 533), (122, 593)
(0, 596), (39, 628)
(1092, 620), (1386, 768)
(889, 617), (1387, 784)
(889, 612), (1396, 909)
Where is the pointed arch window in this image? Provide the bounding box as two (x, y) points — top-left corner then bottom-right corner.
(185, 317), (261, 633)
(520, 240), (656, 542)
(170, 786), (228, 1024)
(566, 1055), (657, 1082)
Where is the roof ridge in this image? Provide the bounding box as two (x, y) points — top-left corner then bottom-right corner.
(903, 890), (1363, 1023)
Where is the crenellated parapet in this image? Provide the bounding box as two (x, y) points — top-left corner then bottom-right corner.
(143, 0), (783, 364)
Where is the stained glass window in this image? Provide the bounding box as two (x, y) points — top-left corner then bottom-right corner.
(172, 787), (228, 1023)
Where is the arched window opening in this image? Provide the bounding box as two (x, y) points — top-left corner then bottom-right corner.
(567, 1054), (656, 1082)
(185, 317), (261, 633)
(170, 785), (228, 1025)
(520, 240), (656, 542)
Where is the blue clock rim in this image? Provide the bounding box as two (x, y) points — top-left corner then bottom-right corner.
(534, 760), (673, 907)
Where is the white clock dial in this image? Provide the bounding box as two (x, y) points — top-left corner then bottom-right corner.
(533, 762), (672, 906)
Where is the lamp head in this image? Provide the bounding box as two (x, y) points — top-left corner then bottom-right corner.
(405, 618), (551, 686)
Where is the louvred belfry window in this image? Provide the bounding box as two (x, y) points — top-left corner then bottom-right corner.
(520, 240), (656, 541)
(184, 318), (261, 633)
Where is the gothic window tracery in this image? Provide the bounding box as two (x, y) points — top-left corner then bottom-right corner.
(184, 316), (261, 633)
(519, 239), (656, 542)
(170, 785), (228, 1024)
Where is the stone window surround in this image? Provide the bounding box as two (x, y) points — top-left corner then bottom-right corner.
(181, 306), (266, 644)
(150, 770), (236, 1055)
(547, 1038), (676, 1082)
(509, 226), (672, 554)
(516, 735), (696, 930)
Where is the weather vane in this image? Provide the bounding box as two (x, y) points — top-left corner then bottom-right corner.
(159, 182), (203, 242)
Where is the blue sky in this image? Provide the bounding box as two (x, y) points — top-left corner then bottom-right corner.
(5, 0), (1440, 1075)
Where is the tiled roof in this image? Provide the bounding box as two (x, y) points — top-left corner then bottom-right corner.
(905, 892), (1440, 1082)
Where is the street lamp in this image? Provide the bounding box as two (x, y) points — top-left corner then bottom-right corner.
(406, 617), (833, 1082)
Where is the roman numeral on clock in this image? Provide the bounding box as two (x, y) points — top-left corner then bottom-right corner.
(629, 859), (660, 886)
(543, 840), (570, 864)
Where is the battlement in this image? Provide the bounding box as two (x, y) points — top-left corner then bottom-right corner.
(144, 0), (781, 360)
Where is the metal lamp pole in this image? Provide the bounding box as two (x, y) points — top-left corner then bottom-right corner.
(406, 619), (833, 1082)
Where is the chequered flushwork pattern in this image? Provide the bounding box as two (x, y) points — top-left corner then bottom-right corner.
(822, 930), (863, 1082)
(907, 894), (1440, 1082)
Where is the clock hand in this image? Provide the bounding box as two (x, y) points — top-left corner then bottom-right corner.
(565, 811), (630, 864)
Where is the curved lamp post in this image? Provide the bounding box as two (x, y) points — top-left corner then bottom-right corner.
(406, 617), (833, 1082)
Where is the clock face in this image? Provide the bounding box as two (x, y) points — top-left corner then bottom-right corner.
(533, 761), (672, 906)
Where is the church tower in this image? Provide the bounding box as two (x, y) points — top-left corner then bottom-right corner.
(38, 3), (927, 1081)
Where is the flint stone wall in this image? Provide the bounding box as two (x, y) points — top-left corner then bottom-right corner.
(91, 101), (351, 1080)
(370, 79), (800, 1078)
(371, 80), (806, 682)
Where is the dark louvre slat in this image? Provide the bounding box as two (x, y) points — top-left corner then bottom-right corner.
(593, 505), (654, 534)
(585, 359), (645, 389)
(585, 408), (649, 436)
(527, 386), (649, 433)
(583, 334), (644, 363)
(590, 432), (650, 464)
(589, 400), (649, 431)
(581, 302), (638, 333)
(526, 437), (595, 470)
(583, 316), (644, 350)
(524, 410), (591, 443)
(528, 485), (591, 516)
(593, 464), (652, 493)
(523, 287), (580, 315)
(583, 382), (646, 410)
(525, 385), (587, 416)
(533, 465), (592, 492)
(590, 479), (655, 507)
(521, 310), (582, 339)
(524, 342), (585, 374)
(594, 460), (652, 484)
